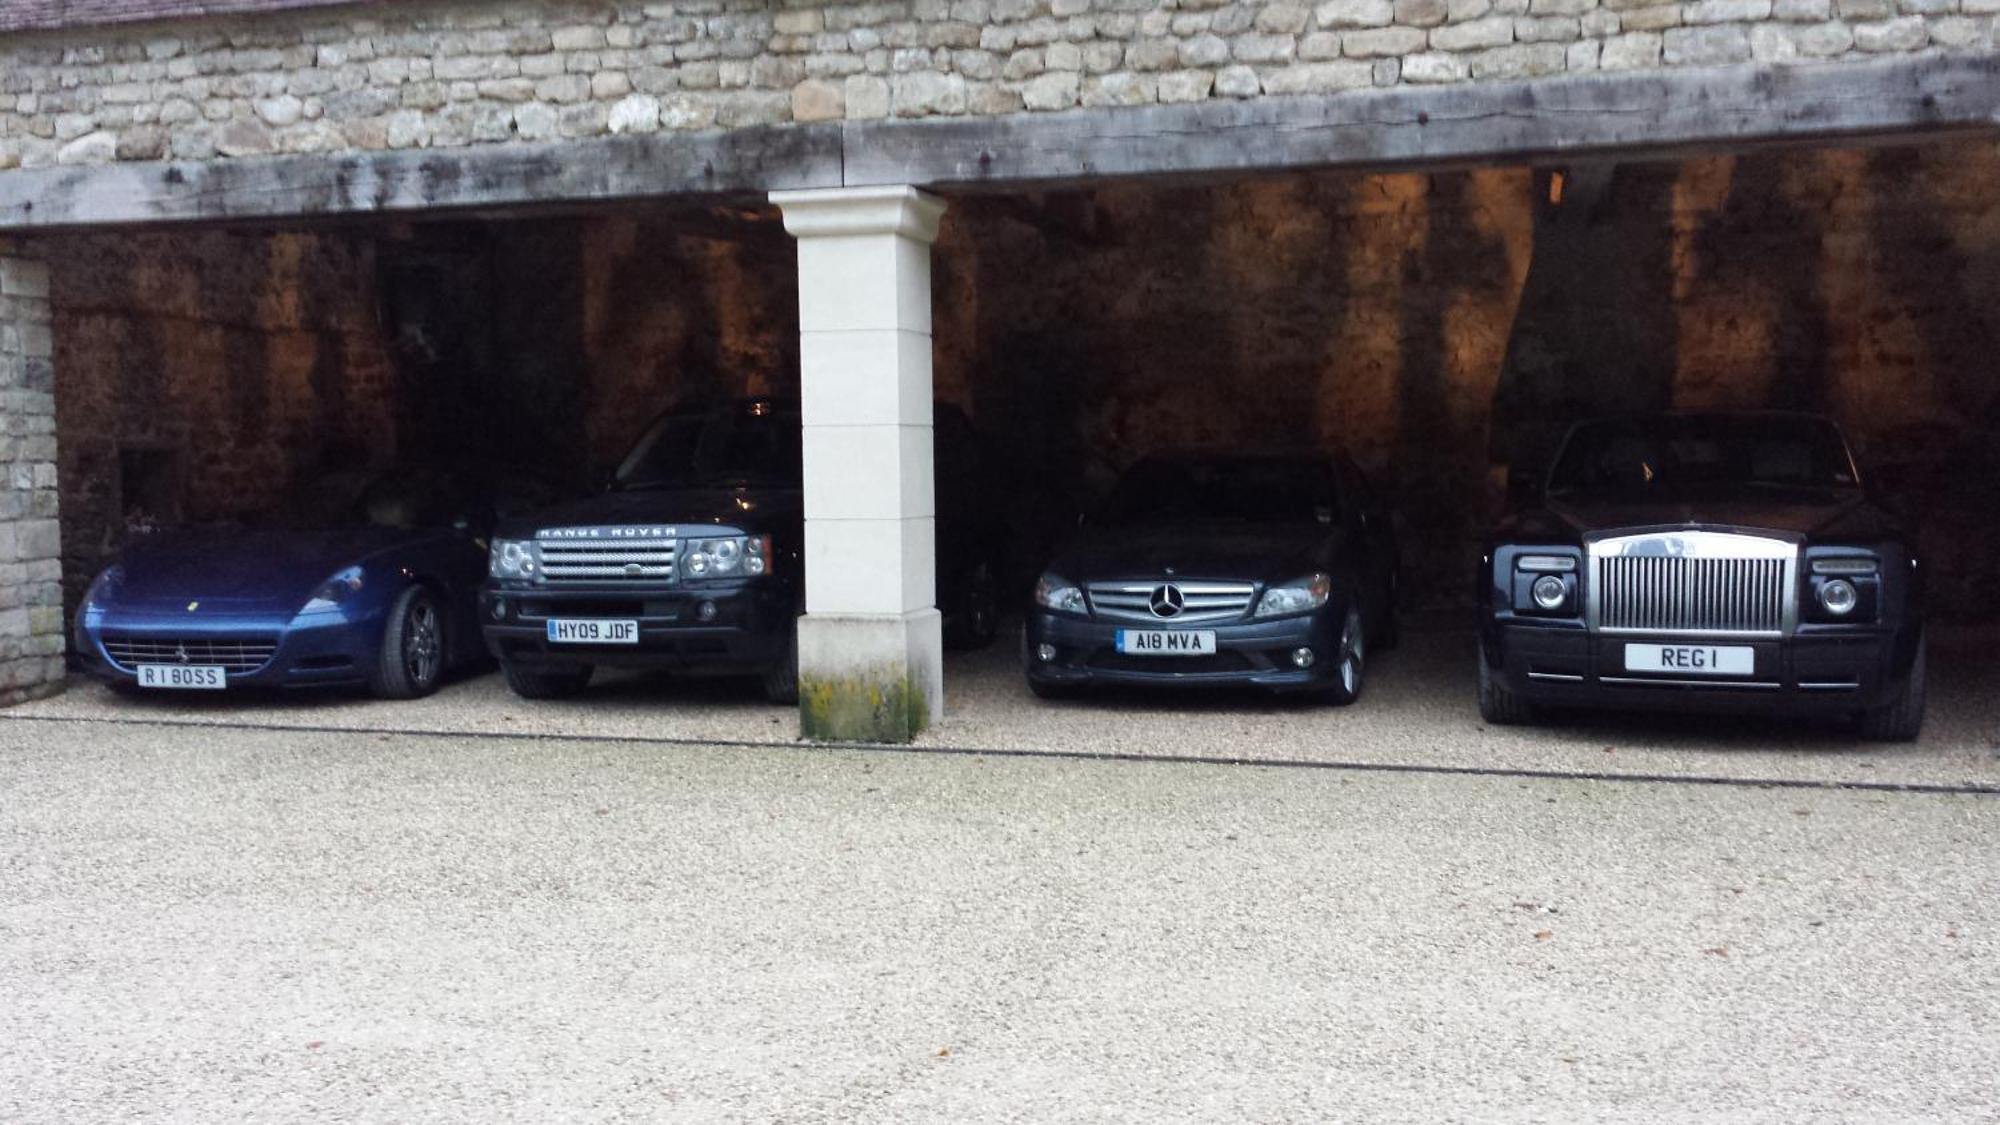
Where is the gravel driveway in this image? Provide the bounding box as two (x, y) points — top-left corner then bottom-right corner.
(1, 718), (1995, 1122)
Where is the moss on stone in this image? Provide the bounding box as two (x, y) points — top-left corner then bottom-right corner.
(799, 667), (930, 743)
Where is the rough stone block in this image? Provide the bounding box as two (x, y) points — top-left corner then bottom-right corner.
(1664, 21), (1753, 58)
(0, 260), (49, 302)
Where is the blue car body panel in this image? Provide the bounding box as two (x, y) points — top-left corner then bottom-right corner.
(74, 527), (488, 691)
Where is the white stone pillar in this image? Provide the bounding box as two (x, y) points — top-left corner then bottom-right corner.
(0, 248), (64, 704)
(770, 186), (944, 742)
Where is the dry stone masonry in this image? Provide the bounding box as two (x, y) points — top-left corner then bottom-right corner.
(0, 0), (1987, 169)
(0, 251), (64, 703)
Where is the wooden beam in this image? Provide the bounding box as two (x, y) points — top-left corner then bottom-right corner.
(2, 54), (1996, 231)
(844, 55), (2000, 190)
(0, 123), (845, 231)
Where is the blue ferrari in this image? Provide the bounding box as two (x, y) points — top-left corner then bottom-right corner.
(72, 471), (510, 699)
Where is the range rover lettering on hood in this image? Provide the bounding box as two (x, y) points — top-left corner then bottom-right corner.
(537, 526), (679, 540)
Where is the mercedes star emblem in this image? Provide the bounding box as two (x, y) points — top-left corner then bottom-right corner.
(1149, 584), (1186, 619)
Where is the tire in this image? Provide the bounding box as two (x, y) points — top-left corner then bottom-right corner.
(1319, 606), (1367, 707)
(1859, 641), (1926, 742)
(761, 619), (799, 705)
(1477, 649), (1536, 726)
(373, 585), (446, 700)
(944, 564), (1000, 651)
(501, 660), (592, 700)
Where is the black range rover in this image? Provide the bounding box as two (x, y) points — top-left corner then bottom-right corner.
(1024, 453), (1400, 704)
(1478, 412), (1926, 740)
(482, 396), (999, 701)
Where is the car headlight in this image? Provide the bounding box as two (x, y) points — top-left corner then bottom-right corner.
(1254, 573), (1332, 618)
(489, 538), (538, 581)
(1531, 574), (1569, 610)
(1034, 573), (1087, 615)
(1818, 578), (1859, 616)
(683, 535), (771, 580)
(302, 566), (365, 613)
(82, 565), (125, 610)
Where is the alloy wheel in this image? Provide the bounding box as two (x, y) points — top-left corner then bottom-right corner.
(404, 598), (442, 687)
(1340, 608), (1365, 695)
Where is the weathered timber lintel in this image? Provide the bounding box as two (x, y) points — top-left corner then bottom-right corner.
(3, 53), (1997, 231)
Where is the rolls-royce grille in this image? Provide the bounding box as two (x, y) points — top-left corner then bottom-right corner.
(1087, 581), (1257, 625)
(538, 538), (677, 585)
(1593, 555), (1790, 635)
(100, 635), (278, 674)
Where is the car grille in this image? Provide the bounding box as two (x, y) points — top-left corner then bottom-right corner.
(1086, 581), (1258, 625)
(100, 635), (278, 674)
(538, 537), (677, 585)
(1589, 534), (1795, 636)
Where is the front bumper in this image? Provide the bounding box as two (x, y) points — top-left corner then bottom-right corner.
(480, 580), (794, 674)
(76, 608), (389, 689)
(1024, 606), (1344, 692)
(1483, 619), (1920, 715)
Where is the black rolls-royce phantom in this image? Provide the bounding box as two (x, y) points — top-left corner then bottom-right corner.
(1478, 412), (1926, 740)
(1025, 453), (1400, 704)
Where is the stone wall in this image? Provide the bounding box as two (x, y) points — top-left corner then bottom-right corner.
(0, 252), (65, 702)
(0, 0), (1988, 170)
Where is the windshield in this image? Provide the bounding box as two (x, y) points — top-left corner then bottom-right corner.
(1548, 416), (1860, 497)
(615, 403), (803, 489)
(1097, 457), (1340, 527)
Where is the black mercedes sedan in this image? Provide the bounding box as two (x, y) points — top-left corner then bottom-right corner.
(1024, 453), (1400, 704)
(1478, 411), (1926, 740)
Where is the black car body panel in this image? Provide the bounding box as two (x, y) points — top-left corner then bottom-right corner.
(1025, 454), (1399, 696)
(1480, 412), (1925, 723)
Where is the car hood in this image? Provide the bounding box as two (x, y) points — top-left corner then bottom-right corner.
(109, 528), (415, 610)
(1501, 488), (1905, 545)
(1045, 523), (1332, 585)
(498, 485), (803, 539)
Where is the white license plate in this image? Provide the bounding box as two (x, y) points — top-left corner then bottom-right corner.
(1624, 644), (1755, 676)
(546, 619), (640, 645)
(136, 664), (227, 690)
(1116, 629), (1218, 656)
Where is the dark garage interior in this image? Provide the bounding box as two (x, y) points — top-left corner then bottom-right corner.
(42, 135), (2000, 646)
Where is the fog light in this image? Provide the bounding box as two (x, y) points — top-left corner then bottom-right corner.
(1819, 578), (1858, 616)
(490, 597), (507, 620)
(1531, 575), (1568, 611)
(1036, 643), (1057, 663)
(1292, 647), (1315, 669)
(697, 600), (719, 622)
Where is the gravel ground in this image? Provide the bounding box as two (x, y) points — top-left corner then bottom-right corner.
(15, 620), (2000, 789)
(0, 719), (1995, 1123)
